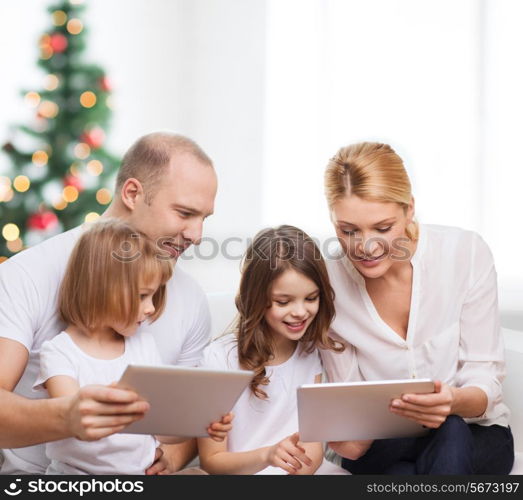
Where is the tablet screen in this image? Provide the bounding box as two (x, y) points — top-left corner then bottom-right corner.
(298, 378), (435, 442)
(118, 364), (254, 437)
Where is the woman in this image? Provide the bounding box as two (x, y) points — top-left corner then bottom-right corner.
(321, 142), (514, 474)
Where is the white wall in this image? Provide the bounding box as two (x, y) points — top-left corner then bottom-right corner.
(0, 0), (521, 323)
(261, 0), (522, 324)
(0, 0), (50, 154)
(482, 0), (523, 315)
(263, 0), (480, 234)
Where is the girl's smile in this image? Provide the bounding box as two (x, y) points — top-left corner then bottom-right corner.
(265, 268), (320, 344)
(283, 319), (308, 332)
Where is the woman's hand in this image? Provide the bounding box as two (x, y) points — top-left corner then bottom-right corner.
(264, 432), (313, 474)
(389, 380), (454, 428)
(207, 412), (234, 442)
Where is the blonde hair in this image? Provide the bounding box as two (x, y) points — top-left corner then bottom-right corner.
(59, 218), (173, 333)
(116, 132), (213, 203)
(324, 142), (419, 240)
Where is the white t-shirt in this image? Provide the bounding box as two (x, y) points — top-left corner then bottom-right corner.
(0, 223), (211, 474)
(200, 334), (322, 475)
(321, 224), (510, 427)
(33, 330), (161, 475)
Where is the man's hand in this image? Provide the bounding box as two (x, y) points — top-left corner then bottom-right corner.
(389, 380), (454, 428)
(65, 384), (150, 441)
(145, 447), (169, 475)
(145, 441), (198, 475)
(206, 412), (234, 442)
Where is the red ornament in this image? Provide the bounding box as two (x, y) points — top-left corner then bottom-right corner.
(99, 76), (112, 92)
(27, 211), (58, 231)
(64, 174), (84, 192)
(49, 33), (68, 53)
(80, 127), (105, 149)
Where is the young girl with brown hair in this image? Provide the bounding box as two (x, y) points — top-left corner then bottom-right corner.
(197, 225), (344, 474)
(33, 218), (229, 474)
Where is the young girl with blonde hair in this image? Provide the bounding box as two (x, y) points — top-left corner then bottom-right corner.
(198, 225), (345, 474)
(33, 218), (229, 475)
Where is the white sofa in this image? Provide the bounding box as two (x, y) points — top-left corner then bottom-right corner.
(206, 292), (523, 474)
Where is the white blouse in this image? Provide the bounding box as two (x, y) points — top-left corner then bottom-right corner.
(321, 223), (510, 427)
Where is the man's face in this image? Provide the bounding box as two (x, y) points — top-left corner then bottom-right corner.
(129, 153), (217, 259)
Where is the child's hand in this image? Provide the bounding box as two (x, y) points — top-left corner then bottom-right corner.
(265, 432), (312, 474)
(206, 412), (234, 442)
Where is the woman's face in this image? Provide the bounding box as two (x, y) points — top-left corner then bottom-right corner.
(330, 194), (414, 279)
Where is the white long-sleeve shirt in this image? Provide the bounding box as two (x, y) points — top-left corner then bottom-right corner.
(321, 224), (510, 427)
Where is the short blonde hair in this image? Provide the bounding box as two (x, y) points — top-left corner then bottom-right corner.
(59, 218), (173, 332)
(116, 132), (213, 203)
(324, 142), (419, 240)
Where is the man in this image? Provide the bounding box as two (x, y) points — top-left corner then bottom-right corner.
(0, 132), (218, 474)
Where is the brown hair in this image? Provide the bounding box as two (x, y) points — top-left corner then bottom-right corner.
(324, 142), (419, 240)
(234, 225), (344, 399)
(115, 132), (213, 203)
(59, 218), (172, 333)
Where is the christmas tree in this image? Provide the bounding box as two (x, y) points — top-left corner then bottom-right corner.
(0, 0), (119, 262)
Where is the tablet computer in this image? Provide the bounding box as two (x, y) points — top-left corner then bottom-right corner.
(117, 364), (254, 437)
(297, 378), (435, 442)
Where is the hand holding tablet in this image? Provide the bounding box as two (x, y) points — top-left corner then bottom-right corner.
(117, 366), (435, 445)
(297, 378), (435, 442)
(117, 364), (254, 438)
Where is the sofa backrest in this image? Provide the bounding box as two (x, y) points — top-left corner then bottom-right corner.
(503, 329), (523, 452)
(206, 292), (523, 451)
(207, 292), (237, 339)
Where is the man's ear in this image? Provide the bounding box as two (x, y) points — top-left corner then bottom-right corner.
(120, 178), (144, 211)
